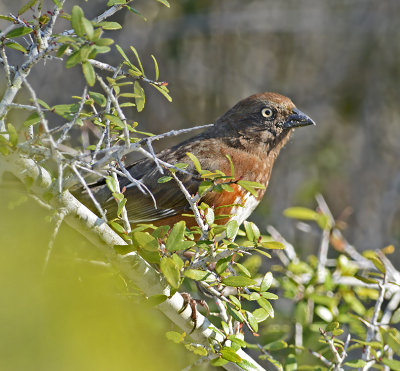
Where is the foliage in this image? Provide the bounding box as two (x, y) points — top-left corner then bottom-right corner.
(0, 1), (399, 370)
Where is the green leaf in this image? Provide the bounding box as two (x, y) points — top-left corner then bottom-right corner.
(18, 0), (38, 15)
(105, 176), (117, 193)
(228, 335), (247, 348)
(107, 0), (127, 5)
(225, 154), (235, 177)
(184, 269), (213, 282)
(65, 50), (82, 68)
(88, 92), (106, 107)
(82, 61), (96, 86)
(156, 0), (170, 7)
(392, 308), (400, 324)
(80, 45), (94, 61)
(116, 198), (127, 217)
(315, 305), (333, 322)
(172, 253), (184, 271)
(226, 220), (239, 240)
(51, 0), (62, 7)
(130, 46), (144, 75)
(237, 180), (265, 197)
(132, 231), (159, 251)
(0, 15), (14, 22)
(96, 21), (122, 30)
(160, 256), (181, 289)
(229, 295), (241, 309)
(165, 221), (195, 252)
(260, 241), (285, 249)
(222, 276), (257, 288)
(23, 112), (40, 127)
(260, 272), (273, 292)
(151, 54), (159, 80)
(157, 176), (172, 183)
(252, 308), (269, 322)
(332, 328), (344, 336)
(382, 358), (400, 370)
(110, 221), (125, 234)
(382, 328), (400, 355)
(185, 344), (208, 356)
(104, 113), (124, 128)
(198, 180), (212, 196)
(244, 221), (260, 242)
(344, 360), (367, 368)
(133, 81), (145, 112)
(5, 27), (33, 39)
(248, 292), (260, 301)
(146, 294), (167, 307)
(166, 331), (185, 344)
(326, 322), (339, 332)
(368, 256), (386, 274)
(4, 42), (27, 53)
(235, 263), (251, 278)
(71, 5), (85, 37)
(220, 347), (242, 363)
(353, 274), (379, 284)
(186, 152), (202, 173)
(126, 5), (148, 21)
(115, 44), (132, 66)
(95, 38), (114, 46)
(254, 249), (272, 258)
(257, 298), (274, 318)
(264, 340), (287, 351)
(283, 207), (319, 221)
(52, 103), (79, 119)
(82, 17), (94, 40)
(261, 292), (278, 300)
(7, 123), (18, 147)
(151, 83), (172, 102)
(246, 311), (258, 333)
(56, 44), (69, 58)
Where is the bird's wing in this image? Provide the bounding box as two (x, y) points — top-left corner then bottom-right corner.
(90, 157), (200, 224)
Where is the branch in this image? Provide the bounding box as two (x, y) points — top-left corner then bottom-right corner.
(1, 153), (265, 371)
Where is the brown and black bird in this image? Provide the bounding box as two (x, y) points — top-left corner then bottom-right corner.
(82, 92), (315, 227)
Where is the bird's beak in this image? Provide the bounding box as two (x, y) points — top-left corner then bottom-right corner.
(284, 108), (316, 129)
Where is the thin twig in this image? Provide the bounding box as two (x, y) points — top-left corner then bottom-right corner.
(171, 172), (208, 239)
(42, 208), (67, 274)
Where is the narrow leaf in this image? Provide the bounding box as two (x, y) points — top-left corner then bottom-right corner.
(5, 27), (33, 38)
(71, 5), (84, 37)
(130, 46), (144, 75)
(222, 276), (257, 287)
(134, 81), (145, 112)
(4, 42), (27, 53)
(82, 61), (96, 86)
(186, 152), (202, 173)
(156, 0), (170, 7)
(151, 54), (159, 80)
(18, 0), (39, 15)
(160, 257), (181, 289)
(260, 272), (273, 292)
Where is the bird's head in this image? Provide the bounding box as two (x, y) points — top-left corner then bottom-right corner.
(216, 92), (315, 147)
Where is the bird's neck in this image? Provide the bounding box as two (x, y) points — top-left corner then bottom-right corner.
(222, 128), (292, 161)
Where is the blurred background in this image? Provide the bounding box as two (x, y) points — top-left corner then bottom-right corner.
(1, 0), (400, 369)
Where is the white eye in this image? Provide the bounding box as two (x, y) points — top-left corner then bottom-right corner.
(261, 107), (274, 119)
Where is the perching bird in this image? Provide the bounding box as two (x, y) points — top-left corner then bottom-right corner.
(79, 92), (315, 228)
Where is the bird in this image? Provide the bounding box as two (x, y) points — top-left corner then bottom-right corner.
(80, 92), (315, 229)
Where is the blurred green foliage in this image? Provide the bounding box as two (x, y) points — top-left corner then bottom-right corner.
(0, 187), (193, 371)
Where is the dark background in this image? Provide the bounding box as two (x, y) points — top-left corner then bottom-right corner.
(1, 0), (399, 257)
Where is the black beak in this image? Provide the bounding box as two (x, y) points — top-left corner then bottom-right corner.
(284, 108), (315, 129)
